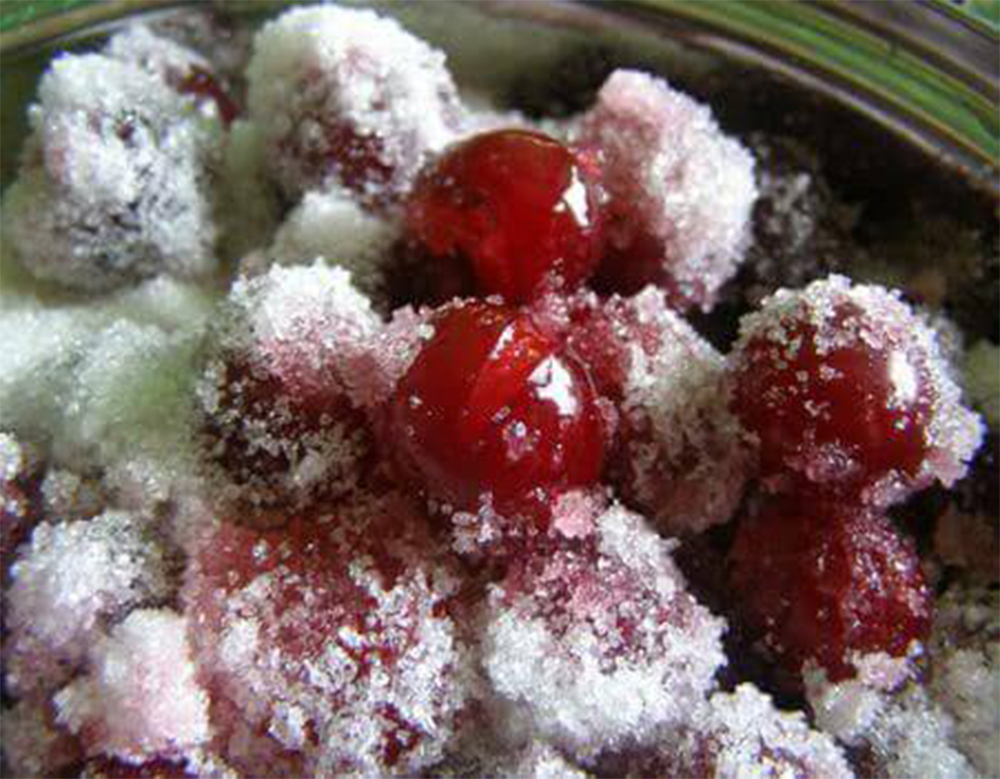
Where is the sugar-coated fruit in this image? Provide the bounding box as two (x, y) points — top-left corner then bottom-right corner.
(246, 5), (464, 206)
(575, 70), (757, 312)
(483, 502), (727, 762)
(729, 494), (932, 684)
(196, 264), (382, 521)
(3, 54), (218, 291)
(729, 274), (983, 506)
(182, 494), (473, 776)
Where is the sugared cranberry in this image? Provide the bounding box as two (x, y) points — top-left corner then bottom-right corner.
(183, 495), (471, 776)
(729, 495), (932, 684)
(405, 129), (605, 304)
(483, 502), (726, 758)
(729, 275), (982, 506)
(574, 69), (757, 313)
(388, 300), (605, 518)
(247, 6), (464, 205)
(196, 265), (382, 522)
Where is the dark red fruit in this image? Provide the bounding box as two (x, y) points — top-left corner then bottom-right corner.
(729, 495), (932, 683)
(388, 300), (605, 516)
(405, 129), (605, 304)
(731, 298), (934, 505)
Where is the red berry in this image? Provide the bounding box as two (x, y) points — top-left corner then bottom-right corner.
(729, 495), (932, 683)
(196, 266), (382, 522)
(183, 496), (471, 776)
(388, 300), (605, 517)
(406, 130), (605, 304)
(730, 276), (982, 506)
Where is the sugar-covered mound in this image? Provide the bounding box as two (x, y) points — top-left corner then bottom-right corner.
(482, 501), (726, 763)
(603, 683), (852, 778)
(0, 280), (212, 510)
(575, 69), (757, 312)
(927, 583), (1000, 778)
(539, 288), (750, 535)
(246, 5), (464, 206)
(182, 493), (473, 776)
(729, 274), (984, 506)
(196, 263), (386, 519)
(4, 510), (171, 696)
(106, 23), (238, 125)
(806, 668), (978, 779)
(242, 186), (400, 302)
(3, 52), (219, 291)
(53, 609), (209, 764)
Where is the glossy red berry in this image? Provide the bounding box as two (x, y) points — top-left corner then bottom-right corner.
(405, 129), (605, 304)
(388, 300), (605, 516)
(730, 276), (982, 506)
(729, 495), (932, 683)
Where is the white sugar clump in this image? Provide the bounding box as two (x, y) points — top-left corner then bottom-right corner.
(611, 287), (750, 535)
(183, 494), (473, 776)
(4, 510), (170, 695)
(0, 278), (212, 508)
(0, 696), (82, 778)
(55, 608), (211, 761)
(3, 52), (219, 291)
(621, 684), (851, 778)
(963, 340), (999, 429)
(482, 502), (726, 763)
(243, 186), (400, 301)
(246, 5), (464, 205)
(105, 24), (212, 97)
(732, 274), (984, 504)
(196, 263), (384, 514)
(64, 323), (204, 507)
(927, 583), (1000, 777)
(704, 685), (854, 778)
(575, 69), (757, 312)
(805, 666), (977, 779)
(214, 262), (382, 407)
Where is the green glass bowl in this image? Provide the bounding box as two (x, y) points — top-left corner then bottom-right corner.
(2, 0), (997, 196)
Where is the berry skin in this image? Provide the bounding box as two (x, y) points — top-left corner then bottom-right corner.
(729, 275), (983, 506)
(388, 300), (605, 518)
(196, 265), (382, 523)
(246, 5), (464, 205)
(183, 496), (471, 776)
(729, 495), (932, 684)
(405, 129), (605, 304)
